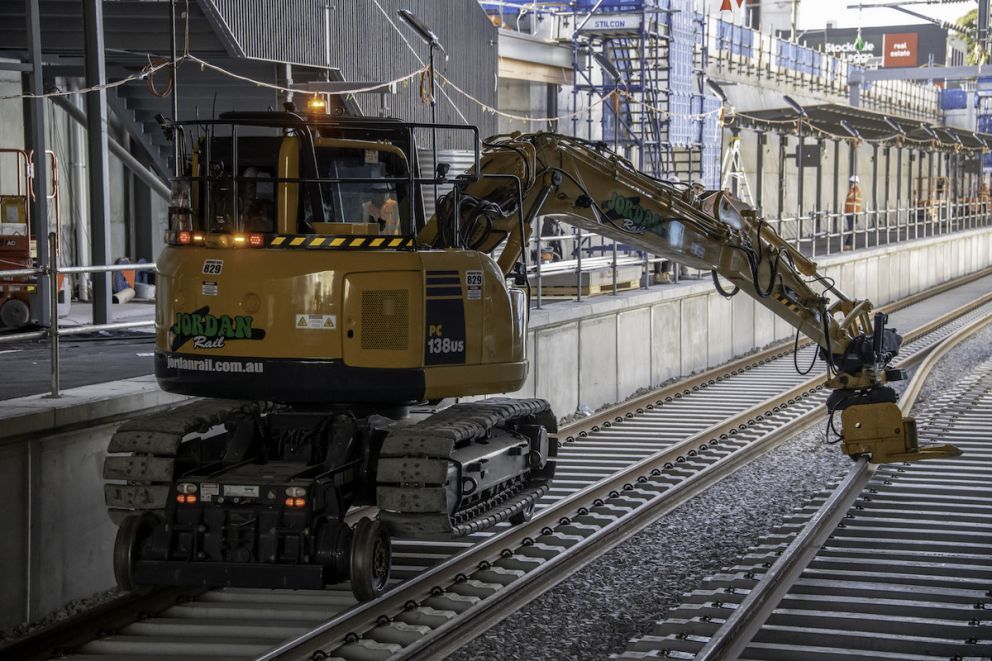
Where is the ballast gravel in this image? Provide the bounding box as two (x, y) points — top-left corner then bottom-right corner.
(0, 588), (121, 643)
(445, 324), (992, 661)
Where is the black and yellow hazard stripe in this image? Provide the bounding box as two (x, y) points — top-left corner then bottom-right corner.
(266, 235), (415, 250)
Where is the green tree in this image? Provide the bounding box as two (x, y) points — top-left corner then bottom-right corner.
(958, 8), (985, 64)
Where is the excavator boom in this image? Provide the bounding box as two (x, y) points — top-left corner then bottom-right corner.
(421, 132), (960, 464)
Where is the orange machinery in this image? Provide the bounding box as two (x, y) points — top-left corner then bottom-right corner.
(0, 148), (63, 329)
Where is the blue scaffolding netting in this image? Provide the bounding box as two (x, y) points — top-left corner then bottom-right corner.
(572, 0), (722, 186)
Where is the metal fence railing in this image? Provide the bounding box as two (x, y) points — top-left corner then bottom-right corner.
(526, 203), (992, 308)
(707, 16), (941, 121)
(773, 200), (992, 258)
(5, 209), (987, 391)
(0, 233), (156, 398)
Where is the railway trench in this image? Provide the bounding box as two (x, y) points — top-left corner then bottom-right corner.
(5, 268), (992, 660)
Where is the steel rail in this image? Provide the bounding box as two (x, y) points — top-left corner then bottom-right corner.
(562, 264), (992, 441)
(673, 308), (992, 660)
(7, 269), (992, 661)
(267, 384), (828, 660)
(267, 287), (992, 660)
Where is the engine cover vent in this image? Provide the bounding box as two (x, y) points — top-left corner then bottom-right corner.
(361, 289), (409, 350)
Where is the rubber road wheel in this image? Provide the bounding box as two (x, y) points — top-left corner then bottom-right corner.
(113, 513), (156, 594)
(350, 517), (391, 602)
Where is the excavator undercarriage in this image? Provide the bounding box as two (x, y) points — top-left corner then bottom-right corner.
(106, 398), (556, 600)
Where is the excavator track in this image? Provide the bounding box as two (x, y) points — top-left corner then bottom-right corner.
(377, 398), (557, 539)
(102, 399), (274, 524)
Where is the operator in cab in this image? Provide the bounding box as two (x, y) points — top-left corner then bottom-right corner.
(362, 186), (400, 235)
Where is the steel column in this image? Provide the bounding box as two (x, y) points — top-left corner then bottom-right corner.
(24, 0), (50, 326)
(796, 124), (804, 218)
(814, 138), (823, 230)
(896, 146), (903, 229)
(848, 138), (857, 178)
(755, 132), (765, 213)
(83, 0), (112, 324)
(170, 0), (180, 172)
(777, 133), (786, 218)
(884, 147), (891, 209)
(871, 144), (879, 224)
(832, 139), (840, 216)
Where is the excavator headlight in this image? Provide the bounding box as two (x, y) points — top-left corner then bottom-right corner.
(306, 95), (327, 114)
(285, 486), (306, 498)
(177, 482), (198, 494)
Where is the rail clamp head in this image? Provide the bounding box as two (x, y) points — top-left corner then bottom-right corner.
(841, 402), (962, 463)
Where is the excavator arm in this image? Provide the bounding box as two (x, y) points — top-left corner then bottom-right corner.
(420, 132), (960, 464)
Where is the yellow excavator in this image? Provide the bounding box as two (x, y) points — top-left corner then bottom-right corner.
(104, 110), (959, 601)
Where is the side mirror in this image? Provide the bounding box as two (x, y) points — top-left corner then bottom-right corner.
(435, 162), (451, 181)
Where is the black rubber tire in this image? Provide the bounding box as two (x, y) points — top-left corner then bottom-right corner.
(509, 499), (535, 525)
(0, 299), (30, 329)
(113, 513), (155, 594)
(349, 517), (391, 602)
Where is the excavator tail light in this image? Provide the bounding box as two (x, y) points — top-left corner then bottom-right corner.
(177, 230), (192, 245)
(248, 233), (265, 248)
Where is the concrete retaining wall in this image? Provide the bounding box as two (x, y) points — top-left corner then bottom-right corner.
(1, 228), (990, 629)
(0, 377), (187, 628)
(508, 227), (992, 417)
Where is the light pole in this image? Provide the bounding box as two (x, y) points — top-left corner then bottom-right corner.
(397, 9), (446, 236)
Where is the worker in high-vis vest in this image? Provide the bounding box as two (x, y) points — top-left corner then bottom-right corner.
(844, 175), (863, 247)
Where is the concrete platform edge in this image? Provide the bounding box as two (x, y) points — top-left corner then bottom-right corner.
(0, 376), (191, 444)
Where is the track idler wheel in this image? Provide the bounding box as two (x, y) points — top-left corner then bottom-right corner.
(509, 499), (535, 525)
(113, 513), (156, 594)
(349, 517), (391, 602)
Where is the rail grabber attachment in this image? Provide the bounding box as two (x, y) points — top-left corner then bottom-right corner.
(841, 402), (962, 463)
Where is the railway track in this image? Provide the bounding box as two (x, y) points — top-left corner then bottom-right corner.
(613, 308), (992, 660)
(7, 271), (992, 661)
